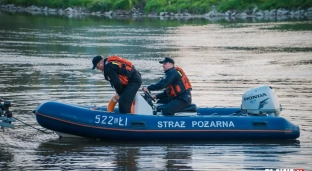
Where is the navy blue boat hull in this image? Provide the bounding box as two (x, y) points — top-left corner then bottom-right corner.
(35, 101), (300, 140)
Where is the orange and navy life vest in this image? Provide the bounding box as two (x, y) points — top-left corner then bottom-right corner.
(166, 67), (192, 97)
(106, 56), (133, 85)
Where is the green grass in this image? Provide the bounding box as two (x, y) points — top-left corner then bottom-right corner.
(258, 0), (312, 10)
(217, 0), (312, 12)
(0, 0), (141, 11)
(144, 0), (219, 14)
(0, 0), (311, 13)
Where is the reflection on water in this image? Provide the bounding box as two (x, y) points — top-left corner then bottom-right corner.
(0, 147), (14, 168)
(4, 139), (300, 170)
(264, 22), (312, 31)
(0, 12), (312, 170)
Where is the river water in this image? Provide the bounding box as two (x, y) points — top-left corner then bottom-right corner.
(0, 12), (311, 170)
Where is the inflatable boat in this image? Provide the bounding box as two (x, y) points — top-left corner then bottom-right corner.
(34, 86), (300, 140)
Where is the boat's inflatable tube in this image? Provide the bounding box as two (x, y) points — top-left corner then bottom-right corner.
(107, 94), (134, 114)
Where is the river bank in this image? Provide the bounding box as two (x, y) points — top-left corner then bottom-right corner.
(1, 12), (312, 171)
(1, 3), (312, 20)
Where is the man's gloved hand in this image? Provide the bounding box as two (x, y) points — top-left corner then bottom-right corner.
(142, 87), (149, 92)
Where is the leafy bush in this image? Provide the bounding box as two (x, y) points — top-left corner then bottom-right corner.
(88, 0), (113, 11)
(145, 0), (219, 14)
(217, 0), (257, 12)
(259, 0), (312, 10)
(302, 0), (312, 9)
(113, 0), (130, 10)
(144, 0), (167, 13)
(190, 1), (212, 14)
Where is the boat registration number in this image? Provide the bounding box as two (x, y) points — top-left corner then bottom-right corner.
(94, 115), (128, 126)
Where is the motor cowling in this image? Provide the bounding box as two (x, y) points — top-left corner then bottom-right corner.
(241, 85), (281, 116)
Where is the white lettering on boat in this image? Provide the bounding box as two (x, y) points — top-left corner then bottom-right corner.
(101, 116), (107, 124)
(95, 115), (128, 127)
(157, 120), (235, 128)
(157, 121), (186, 128)
(118, 117), (124, 126)
(191, 121), (235, 128)
(108, 116), (113, 125)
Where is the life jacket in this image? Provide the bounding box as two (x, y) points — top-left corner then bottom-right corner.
(166, 67), (192, 97)
(106, 56), (133, 85)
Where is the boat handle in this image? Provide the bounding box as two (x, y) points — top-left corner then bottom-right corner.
(131, 122), (146, 127)
(252, 122), (268, 127)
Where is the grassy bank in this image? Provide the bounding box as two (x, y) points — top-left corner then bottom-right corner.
(218, 0), (312, 12)
(0, 0), (144, 11)
(1, 0), (312, 14)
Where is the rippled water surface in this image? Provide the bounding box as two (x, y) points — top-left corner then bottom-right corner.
(0, 12), (312, 170)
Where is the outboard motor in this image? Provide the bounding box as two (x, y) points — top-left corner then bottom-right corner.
(241, 86), (282, 116)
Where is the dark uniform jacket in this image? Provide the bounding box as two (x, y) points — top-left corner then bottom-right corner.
(147, 67), (192, 103)
(103, 58), (141, 95)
